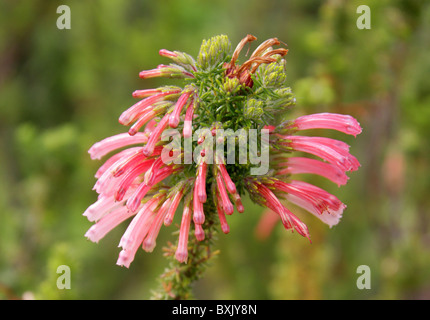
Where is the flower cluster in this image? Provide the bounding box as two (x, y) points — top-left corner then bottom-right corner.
(83, 34), (361, 267)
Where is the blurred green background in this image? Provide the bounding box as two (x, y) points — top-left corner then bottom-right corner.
(1, 0), (429, 300)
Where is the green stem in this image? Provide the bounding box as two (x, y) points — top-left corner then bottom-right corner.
(150, 200), (218, 300)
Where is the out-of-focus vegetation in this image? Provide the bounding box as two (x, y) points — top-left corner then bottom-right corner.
(1, 0), (429, 300)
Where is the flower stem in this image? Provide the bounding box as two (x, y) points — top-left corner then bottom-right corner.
(150, 199), (218, 300)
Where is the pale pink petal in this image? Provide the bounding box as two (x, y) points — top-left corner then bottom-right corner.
(93, 148), (142, 196)
(232, 191), (244, 213)
(83, 193), (127, 222)
(132, 88), (162, 99)
(94, 147), (141, 179)
(275, 180), (346, 228)
(114, 159), (155, 201)
(292, 113), (362, 137)
(85, 205), (134, 243)
(250, 181), (293, 230)
(215, 193), (230, 234)
(128, 110), (157, 136)
(215, 172), (234, 215)
(142, 199), (171, 252)
(175, 199), (192, 263)
(116, 197), (163, 268)
(159, 49), (178, 58)
(196, 161), (208, 203)
(277, 156), (349, 186)
(193, 183), (205, 225)
(164, 189), (184, 226)
(120, 94), (163, 126)
(169, 91), (192, 128)
(183, 101), (195, 138)
(218, 164), (237, 194)
(142, 113), (170, 157)
(194, 223), (205, 241)
(126, 166), (176, 212)
(89, 133), (148, 160)
(284, 135), (360, 172)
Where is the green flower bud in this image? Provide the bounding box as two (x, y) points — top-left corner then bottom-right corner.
(244, 98), (265, 121)
(197, 35), (232, 70)
(222, 77), (242, 94)
(258, 59), (287, 88)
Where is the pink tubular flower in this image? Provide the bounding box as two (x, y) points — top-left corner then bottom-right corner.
(126, 165), (178, 213)
(275, 157), (349, 187)
(142, 198), (172, 252)
(215, 170), (234, 215)
(85, 205), (135, 243)
(116, 195), (163, 268)
(281, 112), (362, 137)
(258, 111), (362, 237)
(159, 49), (197, 73)
(114, 158), (156, 201)
(193, 182), (205, 225)
(89, 133), (148, 160)
(142, 113), (170, 157)
(169, 90), (193, 128)
(94, 147), (140, 179)
(218, 163), (237, 194)
(232, 192), (244, 213)
(158, 49), (178, 58)
(246, 178), (311, 240)
(132, 88), (165, 99)
(196, 161), (208, 203)
(272, 179), (346, 228)
(119, 89), (181, 126)
(163, 180), (189, 227)
(175, 194), (193, 263)
(194, 223), (205, 241)
(215, 192), (230, 234)
(139, 64), (194, 79)
(183, 101), (195, 138)
(128, 110), (157, 136)
(274, 135), (360, 172)
(84, 35), (362, 269)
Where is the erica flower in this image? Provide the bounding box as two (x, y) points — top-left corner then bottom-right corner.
(84, 34), (361, 268)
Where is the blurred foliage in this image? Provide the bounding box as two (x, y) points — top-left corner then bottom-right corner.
(0, 0), (429, 300)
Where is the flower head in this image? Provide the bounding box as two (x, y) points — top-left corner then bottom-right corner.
(84, 34), (362, 267)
